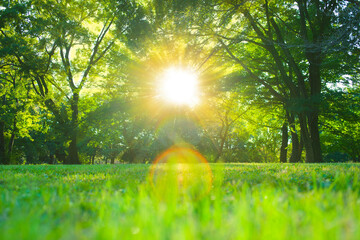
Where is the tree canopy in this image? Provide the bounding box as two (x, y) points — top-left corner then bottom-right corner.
(0, 0), (359, 164)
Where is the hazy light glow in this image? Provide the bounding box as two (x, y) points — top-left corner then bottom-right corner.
(159, 67), (199, 107)
(149, 146), (213, 200)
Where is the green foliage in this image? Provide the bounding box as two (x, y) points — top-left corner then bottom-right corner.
(322, 83), (360, 162)
(0, 0), (359, 164)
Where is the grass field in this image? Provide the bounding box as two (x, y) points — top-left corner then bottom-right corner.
(1, 163), (360, 240)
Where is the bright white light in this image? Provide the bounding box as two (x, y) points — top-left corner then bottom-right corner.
(159, 67), (199, 107)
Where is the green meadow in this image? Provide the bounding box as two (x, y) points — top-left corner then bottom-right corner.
(1, 163), (360, 240)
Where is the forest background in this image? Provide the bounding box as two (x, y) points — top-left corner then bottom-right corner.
(0, 0), (359, 165)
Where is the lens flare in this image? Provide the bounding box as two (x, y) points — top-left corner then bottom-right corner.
(149, 146), (213, 200)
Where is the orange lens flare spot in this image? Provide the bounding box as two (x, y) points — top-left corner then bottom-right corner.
(149, 147), (213, 200)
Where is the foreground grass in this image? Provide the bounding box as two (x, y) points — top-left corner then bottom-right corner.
(0, 163), (360, 240)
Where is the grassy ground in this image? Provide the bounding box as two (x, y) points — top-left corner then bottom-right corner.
(0, 163), (360, 240)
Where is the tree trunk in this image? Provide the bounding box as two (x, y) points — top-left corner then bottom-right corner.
(67, 93), (80, 164)
(0, 120), (7, 165)
(7, 119), (16, 164)
(308, 111), (322, 162)
(287, 113), (301, 163)
(55, 149), (66, 164)
(68, 130), (80, 164)
(299, 113), (315, 163)
(49, 154), (55, 164)
(308, 53), (323, 163)
(280, 122), (288, 163)
(111, 157), (115, 164)
(215, 123), (229, 162)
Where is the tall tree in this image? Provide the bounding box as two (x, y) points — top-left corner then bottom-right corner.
(190, 0), (358, 162)
(1, 0), (143, 164)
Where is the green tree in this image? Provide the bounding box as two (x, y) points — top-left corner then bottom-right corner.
(0, 63), (41, 164)
(322, 82), (360, 162)
(1, 0), (144, 164)
(189, 0), (359, 162)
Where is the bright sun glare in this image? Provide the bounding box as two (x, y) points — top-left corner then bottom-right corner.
(159, 67), (199, 107)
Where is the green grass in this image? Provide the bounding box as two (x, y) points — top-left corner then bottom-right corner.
(1, 163), (360, 239)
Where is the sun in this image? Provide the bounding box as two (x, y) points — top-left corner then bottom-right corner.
(158, 67), (199, 107)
